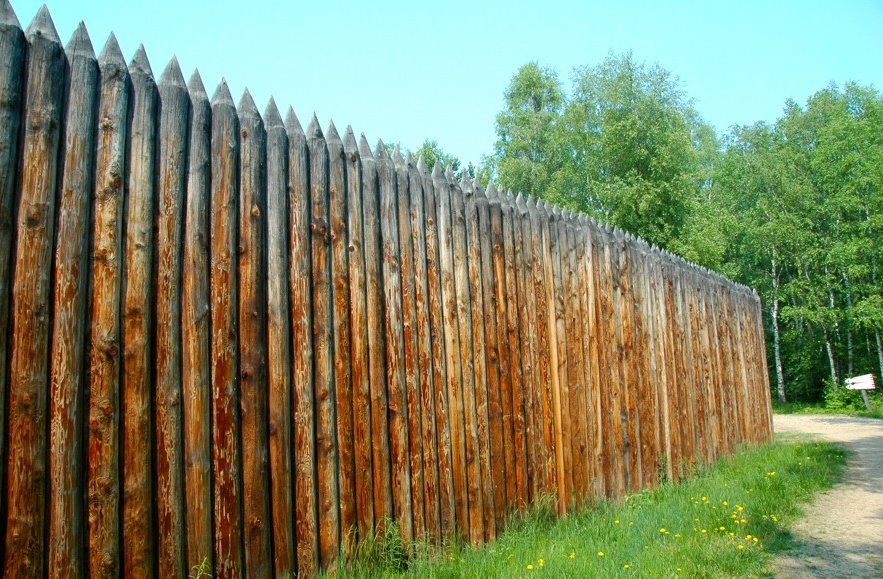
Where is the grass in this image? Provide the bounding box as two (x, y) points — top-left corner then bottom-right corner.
(342, 437), (847, 578)
(773, 399), (883, 419)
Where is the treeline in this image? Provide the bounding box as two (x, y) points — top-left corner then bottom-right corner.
(412, 53), (882, 403)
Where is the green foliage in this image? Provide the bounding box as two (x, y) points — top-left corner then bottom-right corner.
(189, 557), (212, 579)
(345, 440), (846, 578)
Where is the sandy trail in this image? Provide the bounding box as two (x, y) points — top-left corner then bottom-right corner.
(772, 414), (883, 578)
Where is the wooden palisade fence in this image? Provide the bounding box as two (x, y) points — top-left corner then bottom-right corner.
(0, 3), (773, 577)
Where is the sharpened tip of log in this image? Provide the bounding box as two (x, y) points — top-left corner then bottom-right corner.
(130, 44), (153, 77)
(485, 181), (497, 200)
(187, 69), (207, 100)
(98, 32), (125, 67)
(0, 0), (21, 27)
(159, 56), (185, 87)
(325, 120), (342, 145)
(444, 166), (454, 182)
(416, 155), (427, 173)
(285, 107), (304, 136)
(431, 161), (443, 179)
(65, 22), (95, 59)
(391, 145), (405, 168)
(343, 125), (357, 153)
(237, 88), (259, 117)
(472, 177), (482, 192)
(306, 113), (323, 139)
(211, 78), (234, 107)
(26, 4), (59, 42)
(374, 139), (390, 160)
(358, 134), (373, 159)
(263, 97), (283, 128)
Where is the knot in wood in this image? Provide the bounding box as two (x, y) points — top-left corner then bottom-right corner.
(251, 204), (260, 217)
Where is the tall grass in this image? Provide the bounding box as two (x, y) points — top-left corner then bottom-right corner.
(342, 437), (846, 578)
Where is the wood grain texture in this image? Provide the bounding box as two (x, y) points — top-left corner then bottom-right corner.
(265, 98), (295, 576)
(288, 109), (318, 576)
(209, 80), (244, 579)
(182, 69), (214, 572)
(238, 90), (272, 577)
(308, 117), (340, 570)
(377, 141), (413, 545)
(154, 56), (189, 578)
(3, 9), (64, 576)
(121, 45), (158, 579)
(47, 24), (97, 577)
(328, 122), (355, 555)
(359, 136), (392, 533)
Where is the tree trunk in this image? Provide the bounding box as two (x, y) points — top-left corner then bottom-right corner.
(876, 330), (883, 381)
(770, 258), (786, 403)
(824, 329), (839, 386)
(842, 270), (854, 377)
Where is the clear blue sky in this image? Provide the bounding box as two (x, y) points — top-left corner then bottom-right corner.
(10, 0), (883, 166)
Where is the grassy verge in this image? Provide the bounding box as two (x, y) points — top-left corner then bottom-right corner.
(773, 400), (882, 419)
(342, 437), (846, 578)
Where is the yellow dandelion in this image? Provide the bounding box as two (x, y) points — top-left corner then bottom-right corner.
(569, 552), (576, 559)
(694, 518), (700, 523)
(701, 529), (708, 533)
(527, 564), (534, 570)
(740, 518), (747, 523)
(722, 501), (729, 506)
(718, 526), (726, 531)
(745, 535), (752, 540)
(614, 519), (620, 525)
(659, 528), (667, 533)
(753, 537), (759, 543)
(597, 551), (605, 557)
(701, 496), (708, 501)
(676, 568), (683, 573)
(643, 546), (649, 550)
(737, 544), (745, 550)
(539, 559), (544, 568)
(675, 533), (682, 538)
(623, 563), (631, 569)
(729, 532), (736, 537)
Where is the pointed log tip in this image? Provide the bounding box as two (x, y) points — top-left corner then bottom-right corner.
(374, 139), (391, 160)
(98, 32), (126, 67)
(343, 125), (358, 152)
(285, 107), (304, 135)
(187, 69), (207, 99)
(444, 166), (455, 181)
(416, 155), (427, 173)
(263, 97), (283, 127)
(26, 4), (59, 43)
(130, 44), (153, 77)
(237, 89), (259, 117)
(485, 182), (497, 199)
(391, 145), (405, 167)
(406, 151), (415, 166)
(159, 56), (185, 87)
(0, 0), (21, 27)
(325, 120), (341, 144)
(306, 113), (323, 139)
(431, 161), (443, 178)
(211, 79), (234, 107)
(65, 22), (94, 58)
(358, 134), (374, 159)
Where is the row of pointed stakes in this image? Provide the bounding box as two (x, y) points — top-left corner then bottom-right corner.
(0, 1), (760, 303)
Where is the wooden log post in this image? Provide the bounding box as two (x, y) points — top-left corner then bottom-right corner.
(182, 69), (214, 571)
(476, 183), (505, 530)
(327, 122), (355, 554)
(409, 155), (441, 541)
(344, 127), (374, 542)
(376, 140), (413, 545)
(47, 23), (97, 576)
(288, 109), (318, 576)
(308, 116), (340, 569)
(421, 160), (455, 538)
(154, 56), (190, 577)
(210, 80), (244, 578)
(122, 44), (158, 578)
(3, 8), (64, 575)
(0, 6), (25, 535)
(564, 216), (589, 501)
(238, 90), (272, 577)
(465, 179), (495, 541)
(265, 98), (295, 576)
(393, 147), (424, 544)
(359, 135), (392, 532)
(433, 162), (468, 538)
(488, 185), (515, 513)
(450, 174), (483, 544)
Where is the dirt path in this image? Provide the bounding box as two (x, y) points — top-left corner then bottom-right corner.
(772, 414), (883, 578)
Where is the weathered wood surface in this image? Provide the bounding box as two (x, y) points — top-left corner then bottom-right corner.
(0, 9), (25, 535)
(288, 109), (318, 577)
(265, 98), (295, 577)
(3, 8), (64, 576)
(238, 90), (272, 577)
(209, 80), (244, 579)
(155, 56), (189, 578)
(0, 11), (775, 573)
(182, 69), (214, 572)
(308, 117), (340, 571)
(47, 23), (97, 577)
